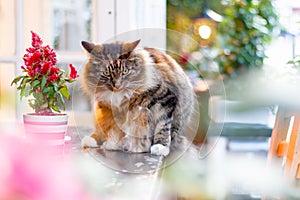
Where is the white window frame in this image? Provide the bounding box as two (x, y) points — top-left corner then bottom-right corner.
(0, 0), (24, 122)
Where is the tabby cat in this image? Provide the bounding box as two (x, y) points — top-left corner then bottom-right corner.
(81, 40), (194, 156)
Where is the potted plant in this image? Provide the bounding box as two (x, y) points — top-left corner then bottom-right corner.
(11, 31), (78, 152)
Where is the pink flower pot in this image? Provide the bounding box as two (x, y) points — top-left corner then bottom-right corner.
(23, 114), (69, 155)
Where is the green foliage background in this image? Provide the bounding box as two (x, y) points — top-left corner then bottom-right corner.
(167, 0), (279, 77)
(216, 0), (279, 76)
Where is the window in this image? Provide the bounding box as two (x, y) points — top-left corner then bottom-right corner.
(52, 0), (91, 51)
(0, 0), (166, 125)
(0, 0), (92, 124)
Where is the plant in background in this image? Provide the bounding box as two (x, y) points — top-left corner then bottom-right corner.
(11, 31), (78, 115)
(216, 0), (279, 76)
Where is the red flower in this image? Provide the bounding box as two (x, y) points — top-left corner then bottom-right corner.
(31, 31), (43, 48)
(69, 64), (78, 79)
(26, 47), (36, 53)
(48, 73), (59, 82)
(34, 64), (42, 75)
(23, 53), (31, 66)
(43, 45), (57, 65)
(31, 52), (41, 63)
(23, 51), (41, 67)
(41, 62), (52, 75)
(51, 67), (60, 75)
(28, 66), (35, 77)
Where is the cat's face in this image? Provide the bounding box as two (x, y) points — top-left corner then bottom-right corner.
(82, 40), (144, 93)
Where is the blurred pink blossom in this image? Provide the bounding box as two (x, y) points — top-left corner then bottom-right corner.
(0, 135), (92, 200)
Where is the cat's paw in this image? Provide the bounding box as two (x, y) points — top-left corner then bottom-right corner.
(81, 136), (99, 148)
(150, 144), (170, 156)
(102, 140), (121, 151)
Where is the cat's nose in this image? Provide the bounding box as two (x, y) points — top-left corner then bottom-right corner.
(112, 80), (122, 90)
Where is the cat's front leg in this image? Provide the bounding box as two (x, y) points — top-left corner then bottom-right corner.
(81, 129), (123, 151)
(120, 106), (152, 153)
(150, 118), (172, 157)
(81, 131), (104, 148)
(150, 144), (170, 157)
(102, 130), (124, 151)
(81, 133), (123, 151)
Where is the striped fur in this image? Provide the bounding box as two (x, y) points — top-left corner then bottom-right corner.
(81, 40), (194, 156)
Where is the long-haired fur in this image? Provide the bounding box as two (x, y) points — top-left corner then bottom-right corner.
(81, 40), (194, 156)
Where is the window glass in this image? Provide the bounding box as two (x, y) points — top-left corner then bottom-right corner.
(0, 63), (16, 123)
(0, 0), (16, 56)
(51, 0), (91, 52)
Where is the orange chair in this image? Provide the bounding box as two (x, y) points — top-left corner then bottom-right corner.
(267, 106), (300, 180)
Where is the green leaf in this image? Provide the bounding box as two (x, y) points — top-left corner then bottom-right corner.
(20, 77), (30, 88)
(17, 85), (23, 90)
(59, 87), (70, 100)
(53, 82), (59, 92)
(41, 76), (47, 89)
(11, 75), (23, 86)
(32, 80), (40, 88)
(52, 105), (60, 113)
(47, 89), (55, 99)
(20, 84), (31, 98)
(33, 91), (43, 100)
(58, 92), (66, 107)
(43, 87), (51, 94)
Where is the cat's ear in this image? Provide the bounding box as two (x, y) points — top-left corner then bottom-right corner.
(119, 40), (140, 59)
(122, 40), (140, 53)
(81, 41), (95, 53)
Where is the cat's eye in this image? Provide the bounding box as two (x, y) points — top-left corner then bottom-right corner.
(122, 69), (129, 75)
(102, 71), (111, 76)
